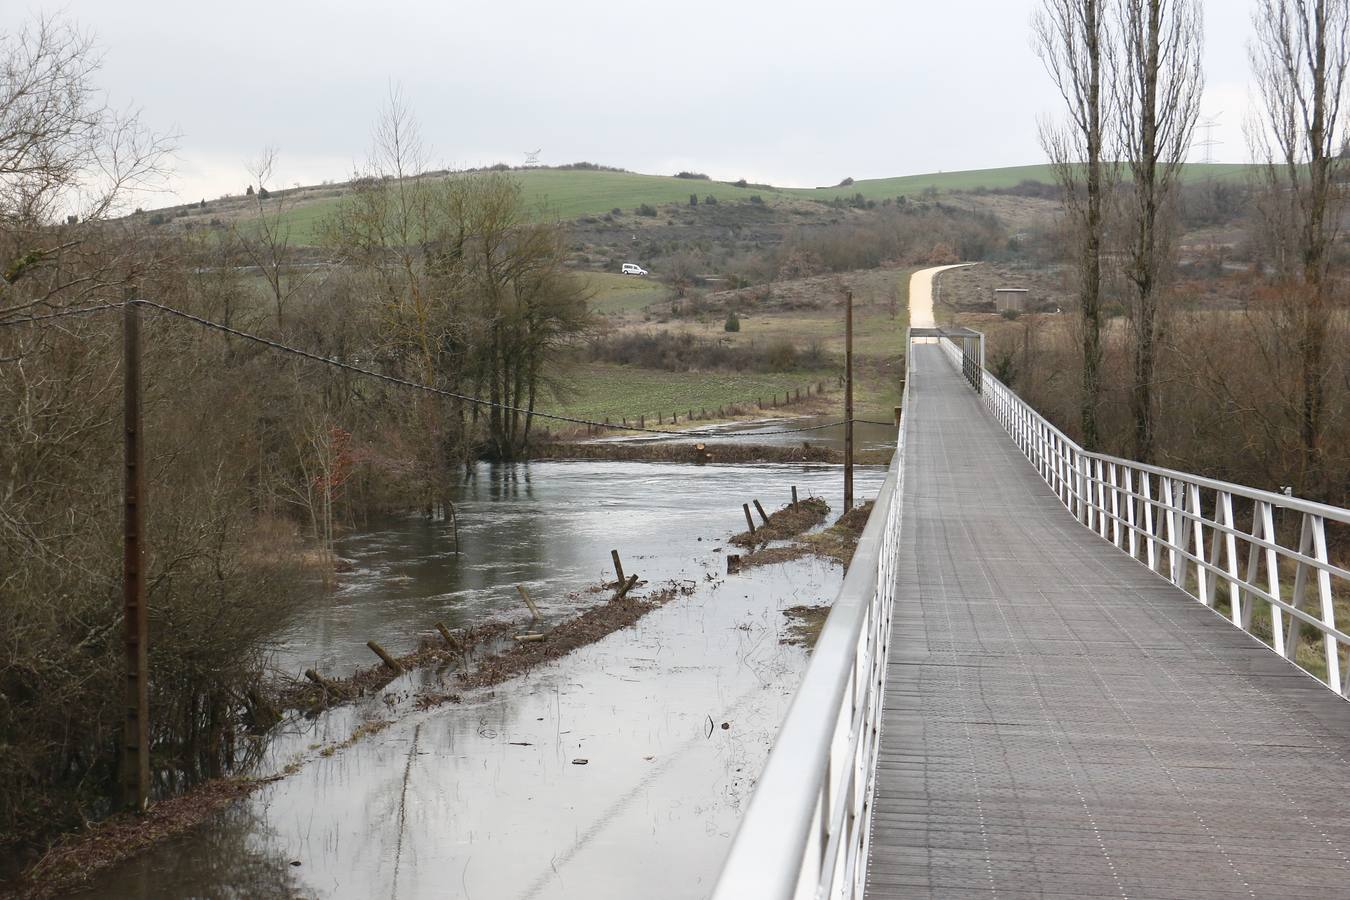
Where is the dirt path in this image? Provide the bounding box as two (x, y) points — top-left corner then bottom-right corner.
(907, 263), (975, 328)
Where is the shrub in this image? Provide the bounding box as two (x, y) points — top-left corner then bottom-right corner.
(611, 207), (622, 216)
(764, 338), (798, 370)
(636, 204), (658, 217)
(838, 176), (854, 186)
(258, 187), (271, 200)
(1001, 308), (1022, 321)
(725, 311), (741, 332)
(584, 330), (829, 375)
(704, 195), (718, 205)
(690, 194), (698, 206)
(675, 171), (710, 180)
(733, 179), (748, 188)
(749, 195), (764, 205)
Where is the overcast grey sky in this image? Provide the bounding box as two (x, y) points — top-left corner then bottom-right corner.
(5, 0), (1256, 203)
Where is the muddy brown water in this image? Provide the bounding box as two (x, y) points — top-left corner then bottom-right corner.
(78, 460), (886, 899)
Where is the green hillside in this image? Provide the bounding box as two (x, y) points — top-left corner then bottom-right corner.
(241, 162), (1263, 246)
(786, 162), (1260, 203)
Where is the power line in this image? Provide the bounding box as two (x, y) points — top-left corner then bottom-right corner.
(1, 297), (897, 438)
(0, 303), (122, 327)
(129, 299), (885, 439)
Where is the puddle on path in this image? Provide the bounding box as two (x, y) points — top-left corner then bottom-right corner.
(80, 462), (885, 899)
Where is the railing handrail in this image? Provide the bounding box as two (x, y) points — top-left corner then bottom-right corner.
(711, 333), (911, 900)
(937, 333), (1350, 697)
(927, 329), (1350, 526)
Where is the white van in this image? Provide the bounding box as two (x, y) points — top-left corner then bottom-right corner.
(621, 263), (648, 276)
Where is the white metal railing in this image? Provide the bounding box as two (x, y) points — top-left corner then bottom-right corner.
(710, 335), (910, 900)
(939, 335), (1350, 695)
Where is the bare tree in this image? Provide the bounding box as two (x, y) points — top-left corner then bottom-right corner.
(1249, 0), (1349, 497)
(1035, 0), (1114, 450)
(232, 146), (318, 329)
(0, 14), (171, 322)
(1116, 0), (1204, 463)
(0, 16), (170, 225)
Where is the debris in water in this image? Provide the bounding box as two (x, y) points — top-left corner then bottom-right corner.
(571, 758), (588, 765)
(721, 722), (730, 730)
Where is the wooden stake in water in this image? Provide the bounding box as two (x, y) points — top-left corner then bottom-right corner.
(614, 573), (639, 600)
(367, 640), (402, 673)
(516, 585), (541, 623)
(753, 499), (771, 526)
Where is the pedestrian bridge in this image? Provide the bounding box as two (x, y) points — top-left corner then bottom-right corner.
(714, 327), (1350, 899)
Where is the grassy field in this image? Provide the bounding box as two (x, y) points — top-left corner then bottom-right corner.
(226, 163), (1262, 246)
(569, 267), (915, 423)
(583, 272), (671, 316)
(788, 162), (1261, 204)
(545, 363), (835, 424)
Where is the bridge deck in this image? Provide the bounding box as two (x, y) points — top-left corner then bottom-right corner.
(867, 343), (1350, 898)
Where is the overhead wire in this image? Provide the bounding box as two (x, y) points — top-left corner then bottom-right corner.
(0, 303), (122, 326)
(2, 297), (898, 439)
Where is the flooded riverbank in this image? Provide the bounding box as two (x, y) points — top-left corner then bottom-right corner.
(276, 460), (883, 677)
(80, 460), (885, 899)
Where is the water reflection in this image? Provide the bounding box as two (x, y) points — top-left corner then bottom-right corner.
(274, 460), (887, 677)
(74, 803), (303, 899)
(87, 460), (888, 899)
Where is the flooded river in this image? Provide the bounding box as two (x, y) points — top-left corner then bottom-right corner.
(582, 414), (898, 454)
(82, 460), (887, 899)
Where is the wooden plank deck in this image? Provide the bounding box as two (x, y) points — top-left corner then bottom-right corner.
(866, 342), (1350, 898)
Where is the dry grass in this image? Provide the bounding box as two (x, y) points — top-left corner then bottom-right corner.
(731, 497), (830, 548)
(800, 502), (875, 567)
(735, 501), (875, 571)
(781, 605), (830, 649)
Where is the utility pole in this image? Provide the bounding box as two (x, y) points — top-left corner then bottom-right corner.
(843, 289), (854, 513)
(122, 293), (150, 812)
